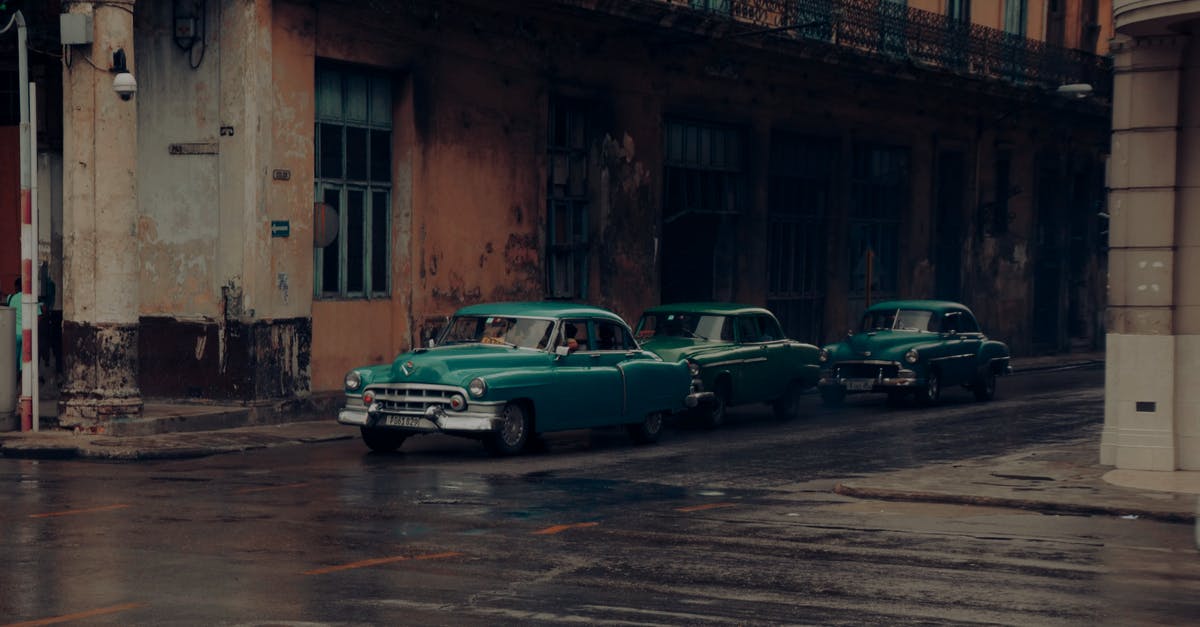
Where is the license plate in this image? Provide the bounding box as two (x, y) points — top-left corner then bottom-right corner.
(844, 379), (873, 392)
(383, 415), (427, 429)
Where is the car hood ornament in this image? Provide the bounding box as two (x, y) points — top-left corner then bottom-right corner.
(401, 361), (415, 376)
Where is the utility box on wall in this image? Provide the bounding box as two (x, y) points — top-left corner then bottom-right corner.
(59, 13), (94, 45)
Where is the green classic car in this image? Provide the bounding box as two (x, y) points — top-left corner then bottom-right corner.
(635, 303), (821, 427)
(817, 300), (1012, 406)
(338, 302), (702, 455)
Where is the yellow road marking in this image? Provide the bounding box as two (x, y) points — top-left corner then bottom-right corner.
(233, 482), (310, 494)
(303, 551), (463, 576)
(28, 504), (131, 519)
(3, 602), (145, 626)
(533, 522), (600, 535)
(675, 502), (736, 513)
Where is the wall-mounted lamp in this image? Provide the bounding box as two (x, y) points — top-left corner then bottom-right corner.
(1056, 83), (1094, 99)
(111, 48), (137, 100)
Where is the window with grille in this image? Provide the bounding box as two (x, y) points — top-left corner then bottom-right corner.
(663, 120), (744, 222)
(768, 133), (835, 343)
(314, 64), (392, 299)
(849, 143), (909, 298)
(547, 98), (590, 299)
(1003, 0), (1027, 36)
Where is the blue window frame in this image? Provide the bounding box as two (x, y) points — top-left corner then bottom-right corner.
(314, 64), (392, 299)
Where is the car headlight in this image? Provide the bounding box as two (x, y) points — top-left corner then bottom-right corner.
(686, 360), (701, 377)
(468, 377), (487, 398)
(905, 348), (919, 364)
(344, 370), (362, 391)
(818, 349), (829, 363)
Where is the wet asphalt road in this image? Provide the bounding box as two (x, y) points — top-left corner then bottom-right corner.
(2, 365), (1198, 626)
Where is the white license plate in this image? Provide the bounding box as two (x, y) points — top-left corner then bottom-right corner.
(844, 379), (874, 392)
(383, 415), (427, 429)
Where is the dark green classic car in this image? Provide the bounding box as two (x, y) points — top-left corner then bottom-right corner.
(338, 302), (701, 455)
(817, 300), (1011, 406)
(635, 303), (821, 427)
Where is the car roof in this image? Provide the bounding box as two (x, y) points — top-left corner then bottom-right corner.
(454, 301), (626, 322)
(866, 299), (973, 315)
(642, 302), (771, 316)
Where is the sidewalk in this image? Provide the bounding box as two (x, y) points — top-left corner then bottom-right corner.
(2, 350), (1194, 524)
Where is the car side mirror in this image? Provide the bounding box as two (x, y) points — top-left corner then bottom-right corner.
(846, 329), (855, 337)
(554, 345), (570, 358)
(427, 338), (436, 348)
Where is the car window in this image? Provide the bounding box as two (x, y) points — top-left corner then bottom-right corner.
(559, 318), (590, 352)
(941, 313), (958, 333)
(893, 310), (933, 331)
(756, 315), (784, 341)
(440, 315), (554, 349)
(594, 320), (632, 351)
(958, 311), (980, 333)
(736, 317), (759, 343)
(636, 313), (727, 341)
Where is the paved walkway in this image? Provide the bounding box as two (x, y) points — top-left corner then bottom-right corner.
(2, 349), (1196, 526)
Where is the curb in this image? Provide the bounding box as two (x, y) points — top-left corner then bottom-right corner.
(1009, 359), (1105, 374)
(833, 483), (1195, 525)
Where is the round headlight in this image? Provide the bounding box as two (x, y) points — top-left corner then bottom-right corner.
(468, 377), (487, 398)
(449, 394), (466, 411)
(818, 349), (829, 363)
(686, 360), (701, 377)
(344, 371), (361, 391)
(905, 348), (919, 364)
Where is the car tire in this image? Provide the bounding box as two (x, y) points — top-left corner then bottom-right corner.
(919, 370), (941, 406)
(360, 427), (407, 453)
(627, 411), (664, 444)
(773, 382), (803, 420)
(973, 369), (996, 401)
(820, 387), (845, 407)
(483, 402), (531, 456)
(701, 382), (729, 429)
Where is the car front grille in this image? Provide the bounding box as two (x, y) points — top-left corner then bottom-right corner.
(367, 384), (461, 415)
(834, 361), (900, 380)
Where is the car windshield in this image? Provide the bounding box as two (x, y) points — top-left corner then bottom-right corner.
(636, 313), (730, 341)
(861, 309), (934, 332)
(438, 315), (555, 350)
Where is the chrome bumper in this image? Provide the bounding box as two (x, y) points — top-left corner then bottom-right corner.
(819, 370), (920, 391)
(338, 400), (505, 433)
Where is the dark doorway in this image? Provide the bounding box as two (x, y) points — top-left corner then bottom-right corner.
(933, 150), (966, 301)
(1033, 157), (1065, 351)
(661, 119), (744, 303)
(767, 133), (835, 343)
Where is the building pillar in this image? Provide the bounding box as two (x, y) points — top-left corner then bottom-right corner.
(59, 0), (142, 424)
(1103, 35), (1187, 469)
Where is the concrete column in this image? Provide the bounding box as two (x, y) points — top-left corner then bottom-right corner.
(1103, 35), (1187, 469)
(60, 0), (142, 424)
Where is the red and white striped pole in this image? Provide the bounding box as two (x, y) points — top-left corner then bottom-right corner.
(8, 10), (32, 432)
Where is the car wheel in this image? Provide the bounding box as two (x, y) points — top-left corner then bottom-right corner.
(773, 382), (803, 420)
(820, 387), (845, 407)
(919, 370), (941, 406)
(627, 411), (664, 444)
(973, 369), (996, 401)
(484, 402), (531, 456)
(360, 427), (407, 453)
(701, 383), (729, 429)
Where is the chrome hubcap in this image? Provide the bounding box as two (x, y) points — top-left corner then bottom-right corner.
(501, 407), (524, 446)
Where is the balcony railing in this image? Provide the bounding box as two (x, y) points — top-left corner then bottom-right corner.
(668, 0), (1112, 97)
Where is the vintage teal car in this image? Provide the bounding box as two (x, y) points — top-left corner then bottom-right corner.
(635, 303), (821, 427)
(338, 302), (702, 455)
(817, 300), (1011, 406)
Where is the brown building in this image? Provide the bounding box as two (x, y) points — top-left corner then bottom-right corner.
(0, 0), (1112, 426)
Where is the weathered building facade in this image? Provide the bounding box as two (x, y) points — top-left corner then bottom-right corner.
(1, 0), (1112, 425)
